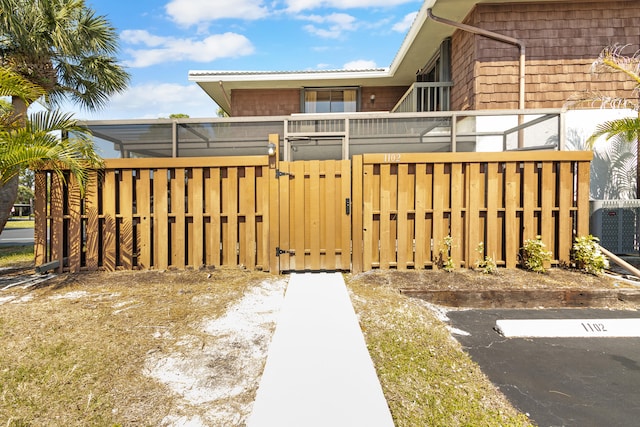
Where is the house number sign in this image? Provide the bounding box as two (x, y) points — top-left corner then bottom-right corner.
(383, 153), (402, 162)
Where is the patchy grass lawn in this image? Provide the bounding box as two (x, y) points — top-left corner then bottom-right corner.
(3, 219), (34, 229)
(0, 269), (284, 426)
(0, 245), (34, 268)
(347, 273), (533, 427)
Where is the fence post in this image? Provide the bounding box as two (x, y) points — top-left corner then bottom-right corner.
(351, 155), (364, 273)
(268, 133), (280, 273)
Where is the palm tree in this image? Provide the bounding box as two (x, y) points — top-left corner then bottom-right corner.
(0, 0), (129, 231)
(570, 44), (640, 197)
(0, 67), (102, 233)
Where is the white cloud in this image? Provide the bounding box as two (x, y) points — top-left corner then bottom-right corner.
(343, 59), (377, 69)
(300, 13), (357, 38)
(165, 0), (269, 26)
(285, 0), (416, 13)
(63, 83), (217, 120)
(120, 30), (167, 47)
(392, 11), (417, 32)
(121, 30), (254, 68)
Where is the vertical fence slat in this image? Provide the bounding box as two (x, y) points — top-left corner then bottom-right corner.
(268, 163), (279, 272)
(102, 170), (117, 271)
(85, 171), (99, 271)
(351, 156), (364, 273)
(504, 162), (519, 268)
(281, 163), (293, 270)
(257, 165), (270, 270)
(154, 169), (169, 269)
(171, 168), (186, 268)
(310, 161), (321, 270)
(137, 169), (151, 269)
(522, 162), (536, 240)
(558, 161), (572, 263)
(380, 164), (393, 268)
(34, 172), (47, 267)
(450, 163), (463, 267)
(485, 163), (499, 260)
(363, 164), (374, 270)
(540, 162), (554, 262)
(324, 161), (337, 270)
(223, 167), (239, 266)
(49, 174), (64, 272)
(191, 168), (204, 268)
(576, 160), (590, 237)
(467, 163), (481, 266)
(68, 174), (82, 272)
(397, 164), (411, 270)
(120, 170), (133, 269)
(340, 160), (352, 271)
(432, 163), (445, 268)
(414, 164), (427, 269)
(294, 161), (306, 269)
(241, 166), (256, 269)
(205, 167), (221, 266)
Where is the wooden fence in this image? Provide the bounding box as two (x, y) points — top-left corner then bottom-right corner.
(351, 151), (591, 271)
(34, 148), (592, 273)
(35, 156), (274, 272)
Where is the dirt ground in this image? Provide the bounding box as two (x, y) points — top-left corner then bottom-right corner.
(351, 266), (627, 291)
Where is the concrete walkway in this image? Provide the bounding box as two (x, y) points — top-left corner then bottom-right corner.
(247, 272), (394, 427)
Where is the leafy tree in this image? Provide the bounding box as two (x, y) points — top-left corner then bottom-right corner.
(16, 184), (33, 204)
(0, 0), (129, 232)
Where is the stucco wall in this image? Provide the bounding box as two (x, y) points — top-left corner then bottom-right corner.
(450, 0), (640, 110)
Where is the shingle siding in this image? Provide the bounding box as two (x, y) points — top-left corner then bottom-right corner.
(451, 0), (640, 110)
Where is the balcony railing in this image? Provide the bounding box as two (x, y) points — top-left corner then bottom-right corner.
(81, 109), (565, 161)
(392, 82), (454, 113)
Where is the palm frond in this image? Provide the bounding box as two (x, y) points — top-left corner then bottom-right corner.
(585, 117), (640, 148)
(0, 67), (46, 104)
(0, 108), (103, 194)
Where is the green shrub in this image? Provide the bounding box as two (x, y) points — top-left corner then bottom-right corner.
(474, 242), (497, 274)
(437, 235), (455, 272)
(519, 236), (552, 273)
(571, 235), (609, 275)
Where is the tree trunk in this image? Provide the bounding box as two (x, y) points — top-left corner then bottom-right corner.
(0, 175), (19, 234)
(0, 96), (29, 233)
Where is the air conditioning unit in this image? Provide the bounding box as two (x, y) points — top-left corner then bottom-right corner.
(590, 200), (640, 255)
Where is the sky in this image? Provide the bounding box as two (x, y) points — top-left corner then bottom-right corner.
(60, 0), (423, 121)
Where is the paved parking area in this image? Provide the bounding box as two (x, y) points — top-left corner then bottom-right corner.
(447, 308), (640, 427)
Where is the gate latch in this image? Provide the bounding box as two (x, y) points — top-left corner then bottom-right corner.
(276, 169), (294, 179)
(345, 198), (351, 216)
(276, 247), (288, 257)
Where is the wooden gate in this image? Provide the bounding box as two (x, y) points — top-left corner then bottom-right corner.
(275, 160), (351, 272)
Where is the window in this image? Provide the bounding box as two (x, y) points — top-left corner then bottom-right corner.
(303, 88), (358, 113)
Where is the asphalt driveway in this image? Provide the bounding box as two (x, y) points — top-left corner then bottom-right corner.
(446, 308), (640, 427)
